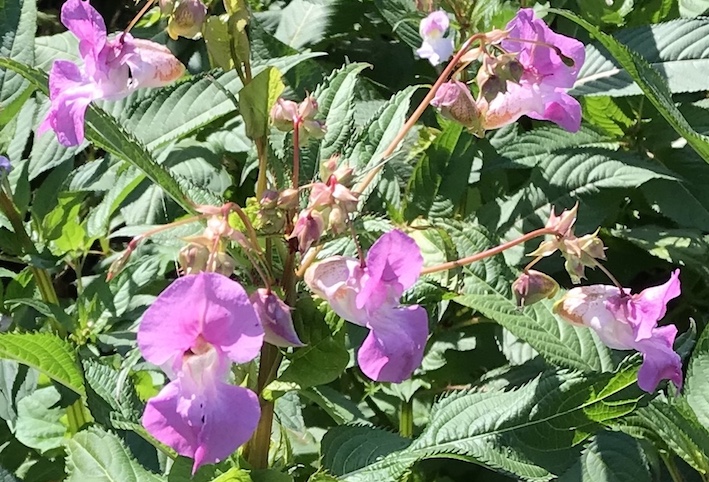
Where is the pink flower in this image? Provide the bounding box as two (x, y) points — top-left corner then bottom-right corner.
(250, 288), (305, 347)
(305, 230), (428, 383)
(289, 209), (325, 252)
(555, 270), (683, 392)
(479, 9), (585, 132)
(416, 10), (455, 66)
(38, 0), (185, 146)
(138, 273), (264, 473)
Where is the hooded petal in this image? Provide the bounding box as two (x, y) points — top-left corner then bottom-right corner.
(138, 273), (263, 370)
(480, 81), (545, 130)
(122, 37), (186, 89)
(416, 37), (455, 66)
(527, 90), (582, 132)
(635, 325), (683, 392)
(626, 269), (681, 342)
(305, 256), (366, 325)
(356, 230), (423, 312)
(419, 10), (449, 38)
(357, 304), (428, 383)
(38, 60), (98, 146)
(250, 289), (304, 347)
(142, 379), (260, 473)
(61, 0), (107, 60)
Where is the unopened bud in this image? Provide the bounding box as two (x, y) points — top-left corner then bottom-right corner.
(289, 209), (324, 252)
(277, 188), (299, 210)
(250, 288), (305, 347)
(512, 270), (559, 307)
(327, 204), (348, 234)
(259, 190), (279, 209)
(159, 0), (175, 14)
(166, 0), (207, 40)
(560, 230), (606, 284)
(546, 203), (578, 237)
(431, 81), (483, 131)
(299, 119), (326, 145)
(270, 99), (298, 131)
(298, 96), (319, 119)
(178, 244), (210, 275)
(0, 156), (11, 177)
(107, 249), (132, 281)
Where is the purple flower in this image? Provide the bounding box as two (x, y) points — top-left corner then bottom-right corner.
(305, 230), (428, 383)
(250, 288), (305, 347)
(38, 0), (185, 146)
(555, 270), (683, 392)
(138, 273), (264, 473)
(479, 9), (585, 132)
(0, 156), (11, 175)
(416, 10), (455, 66)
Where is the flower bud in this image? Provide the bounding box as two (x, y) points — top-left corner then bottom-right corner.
(166, 0), (207, 40)
(277, 188), (299, 210)
(205, 216), (233, 240)
(327, 204), (348, 235)
(250, 289), (305, 347)
(431, 81), (483, 131)
(546, 203), (578, 237)
(0, 156), (11, 177)
(159, 0), (175, 14)
(289, 209), (324, 252)
(512, 270), (559, 307)
(214, 252), (236, 277)
(259, 190), (279, 210)
(270, 99), (298, 131)
(299, 119), (326, 145)
(298, 96), (319, 119)
(178, 244), (210, 275)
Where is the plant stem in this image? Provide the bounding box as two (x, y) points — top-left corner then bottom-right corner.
(292, 122), (301, 189)
(124, 0), (156, 34)
(420, 227), (556, 275)
(399, 398), (414, 438)
(256, 137), (268, 198)
(662, 454), (685, 482)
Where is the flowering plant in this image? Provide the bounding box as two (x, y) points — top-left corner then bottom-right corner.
(0, 0), (708, 481)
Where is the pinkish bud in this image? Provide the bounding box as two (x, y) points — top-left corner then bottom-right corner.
(431, 81), (483, 132)
(205, 216), (234, 240)
(259, 190), (279, 209)
(178, 244), (210, 275)
(159, 0), (175, 14)
(289, 209), (324, 252)
(298, 96), (319, 119)
(512, 270), (559, 307)
(270, 99), (299, 131)
(166, 0), (207, 40)
(546, 203), (578, 237)
(250, 289), (305, 347)
(327, 204), (348, 234)
(299, 119), (326, 145)
(277, 188), (299, 210)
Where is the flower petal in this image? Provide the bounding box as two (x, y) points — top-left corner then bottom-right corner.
(419, 10), (449, 38)
(527, 90), (582, 132)
(38, 60), (97, 147)
(122, 37), (186, 89)
(138, 273), (263, 370)
(250, 289), (304, 347)
(635, 325), (683, 392)
(61, 0), (107, 59)
(142, 379), (260, 473)
(627, 269), (681, 342)
(357, 304), (428, 383)
(357, 230), (423, 311)
(305, 256), (365, 325)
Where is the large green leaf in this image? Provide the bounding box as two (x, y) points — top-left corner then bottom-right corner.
(373, 0), (421, 50)
(445, 222), (615, 373)
(555, 9), (709, 166)
(0, 333), (84, 395)
(274, 0), (334, 49)
(14, 386), (66, 453)
(685, 327), (709, 427)
(572, 19), (709, 97)
(324, 368), (642, 481)
(65, 427), (164, 482)
(0, 0), (36, 125)
(83, 359), (143, 431)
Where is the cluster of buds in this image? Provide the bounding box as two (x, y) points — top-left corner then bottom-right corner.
(160, 0), (207, 40)
(512, 203), (606, 306)
(256, 188), (298, 235)
(270, 96), (326, 146)
(290, 157), (358, 252)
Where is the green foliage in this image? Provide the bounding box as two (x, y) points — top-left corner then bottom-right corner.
(0, 0), (36, 125)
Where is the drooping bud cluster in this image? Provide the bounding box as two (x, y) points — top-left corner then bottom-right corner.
(289, 157), (358, 252)
(161, 0), (208, 40)
(270, 96), (326, 146)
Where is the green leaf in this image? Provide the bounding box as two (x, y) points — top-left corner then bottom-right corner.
(443, 222), (615, 373)
(558, 431), (651, 482)
(274, 0), (333, 49)
(555, 9), (709, 166)
(0, 360), (37, 424)
(404, 122), (479, 220)
(240, 67), (284, 140)
(685, 327), (709, 427)
(65, 427), (164, 482)
(580, 97), (634, 137)
(373, 0), (421, 50)
(328, 368), (642, 481)
(573, 19), (709, 97)
(680, 0), (709, 16)
(0, 0), (36, 125)
(82, 359), (143, 431)
(0, 333), (84, 395)
(14, 386), (66, 453)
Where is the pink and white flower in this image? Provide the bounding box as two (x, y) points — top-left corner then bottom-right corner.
(305, 230), (428, 383)
(38, 0), (185, 146)
(416, 11), (455, 66)
(138, 273), (264, 473)
(555, 270), (683, 392)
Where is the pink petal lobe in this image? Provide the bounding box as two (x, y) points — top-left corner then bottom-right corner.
(635, 325), (683, 392)
(527, 90), (582, 132)
(357, 230), (423, 311)
(305, 256), (365, 325)
(61, 0), (107, 58)
(628, 269), (681, 341)
(358, 304), (428, 383)
(250, 289), (305, 347)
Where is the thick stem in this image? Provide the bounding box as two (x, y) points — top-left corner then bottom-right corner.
(354, 34), (481, 195)
(420, 227), (556, 275)
(399, 398), (414, 438)
(246, 343), (281, 469)
(256, 137), (268, 198)
(292, 122), (301, 189)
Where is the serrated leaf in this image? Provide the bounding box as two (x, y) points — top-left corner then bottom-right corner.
(0, 333), (84, 395)
(0, 360), (37, 424)
(556, 9), (709, 167)
(14, 386), (66, 453)
(442, 222), (615, 373)
(330, 368), (642, 482)
(65, 427), (163, 482)
(275, 0), (333, 49)
(82, 359), (143, 431)
(573, 19), (709, 96)
(373, 0), (421, 50)
(558, 431), (651, 482)
(685, 327), (709, 427)
(0, 0), (36, 125)
(680, 0), (709, 16)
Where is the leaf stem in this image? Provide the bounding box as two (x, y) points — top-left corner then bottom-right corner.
(399, 398), (414, 438)
(420, 227), (556, 275)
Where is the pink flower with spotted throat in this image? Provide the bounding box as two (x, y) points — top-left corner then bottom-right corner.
(305, 230), (428, 383)
(138, 273), (264, 473)
(479, 9), (585, 132)
(38, 0), (185, 146)
(416, 10), (455, 66)
(555, 270), (683, 392)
